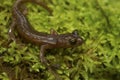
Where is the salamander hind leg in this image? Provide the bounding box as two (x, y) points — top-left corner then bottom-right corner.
(8, 21), (16, 41)
(21, 5), (28, 15)
(2, 21), (16, 47)
(6, 21), (17, 46)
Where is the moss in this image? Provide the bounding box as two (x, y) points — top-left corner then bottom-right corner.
(0, 0), (120, 80)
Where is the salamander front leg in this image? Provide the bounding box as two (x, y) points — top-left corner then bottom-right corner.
(40, 44), (62, 80)
(40, 44), (50, 66)
(50, 28), (58, 35)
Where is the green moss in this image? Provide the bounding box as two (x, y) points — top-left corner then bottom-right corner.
(0, 0), (120, 80)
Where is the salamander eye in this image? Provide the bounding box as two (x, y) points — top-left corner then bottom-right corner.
(72, 30), (79, 36)
(69, 38), (77, 45)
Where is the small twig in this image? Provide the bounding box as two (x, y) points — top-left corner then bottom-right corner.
(95, 0), (112, 32)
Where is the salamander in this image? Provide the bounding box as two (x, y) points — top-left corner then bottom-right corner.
(9, 0), (83, 79)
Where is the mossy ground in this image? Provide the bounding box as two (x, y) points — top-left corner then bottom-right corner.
(0, 0), (120, 80)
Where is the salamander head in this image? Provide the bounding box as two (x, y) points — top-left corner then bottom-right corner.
(57, 30), (83, 48)
(69, 30), (83, 46)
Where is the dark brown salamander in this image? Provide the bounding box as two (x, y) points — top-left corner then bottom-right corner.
(9, 0), (83, 79)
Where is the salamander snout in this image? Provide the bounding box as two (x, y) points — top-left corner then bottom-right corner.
(77, 37), (83, 45)
(56, 30), (83, 48)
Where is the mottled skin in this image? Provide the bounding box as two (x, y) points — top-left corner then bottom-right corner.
(9, 0), (83, 79)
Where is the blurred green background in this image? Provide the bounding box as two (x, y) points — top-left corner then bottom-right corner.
(0, 0), (120, 80)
